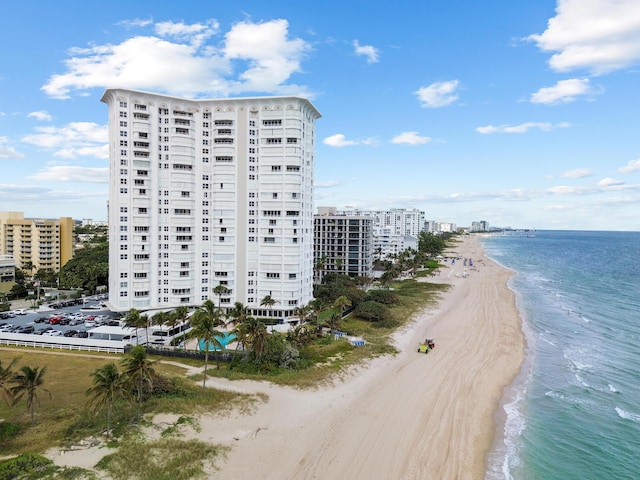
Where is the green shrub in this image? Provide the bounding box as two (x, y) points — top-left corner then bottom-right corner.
(354, 300), (391, 323)
(0, 422), (21, 443)
(0, 453), (55, 480)
(365, 290), (400, 305)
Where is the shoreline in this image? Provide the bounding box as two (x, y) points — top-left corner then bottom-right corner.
(204, 235), (526, 479)
(49, 235), (526, 479)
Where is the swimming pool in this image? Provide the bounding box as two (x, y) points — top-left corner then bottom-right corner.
(198, 332), (236, 351)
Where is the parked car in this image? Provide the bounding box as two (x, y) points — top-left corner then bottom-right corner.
(74, 331), (89, 338)
(0, 313), (10, 320)
(15, 325), (35, 334)
(42, 330), (62, 336)
(34, 316), (48, 323)
(14, 308), (28, 315)
(0, 324), (15, 332)
(63, 329), (79, 337)
(49, 316), (64, 325)
(36, 326), (54, 335)
(69, 318), (84, 326)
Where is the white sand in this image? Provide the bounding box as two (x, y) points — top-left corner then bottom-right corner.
(50, 236), (524, 480)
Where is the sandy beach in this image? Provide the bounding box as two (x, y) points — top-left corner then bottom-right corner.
(51, 236), (525, 479)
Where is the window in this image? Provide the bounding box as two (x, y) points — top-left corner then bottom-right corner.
(263, 119), (282, 126)
(287, 138), (298, 144)
(271, 165), (281, 171)
(266, 272), (280, 278)
(289, 273), (297, 279)
(266, 138), (282, 144)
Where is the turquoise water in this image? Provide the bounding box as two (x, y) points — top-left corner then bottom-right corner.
(480, 231), (640, 480)
(198, 332), (236, 351)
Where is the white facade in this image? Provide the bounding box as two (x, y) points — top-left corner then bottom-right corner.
(342, 208), (425, 237)
(102, 89), (321, 319)
(372, 227), (418, 260)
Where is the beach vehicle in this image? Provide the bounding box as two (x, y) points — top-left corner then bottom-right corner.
(418, 338), (436, 354)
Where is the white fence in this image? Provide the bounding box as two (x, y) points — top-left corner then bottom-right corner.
(0, 333), (127, 354)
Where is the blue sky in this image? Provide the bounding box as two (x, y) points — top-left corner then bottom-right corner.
(1, 1), (639, 231)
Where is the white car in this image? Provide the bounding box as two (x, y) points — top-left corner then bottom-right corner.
(14, 308), (28, 315)
(42, 330), (62, 336)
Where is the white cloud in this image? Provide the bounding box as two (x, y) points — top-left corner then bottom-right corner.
(353, 40), (380, 63)
(415, 80), (460, 108)
(224, 19), (311, 95)
(560, 168), (593, 178)
(476, 122), (570, 134)
(29, 165), (109, 183)
(323, 134), (359, 147)
(21, 122), (108, 159)
(391, 131), (432, 145)
(0, 137), (25, 160)
(41, 19), (311, 99)
(527, 0), (640, 74)
(155, 20), (219, 47)
(117, 18), (154, 29)
(315, 180), (342, 188)
(598, 177), (624, 187)
(530, 78), (601, 104)
(27, 111), (52, 121)
(617, 158), (640, 173)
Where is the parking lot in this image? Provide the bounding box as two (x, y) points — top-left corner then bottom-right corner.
(0, 297), (122, 339)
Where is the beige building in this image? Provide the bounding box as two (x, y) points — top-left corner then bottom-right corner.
(0, 212), (74, 273)
(0, 255), (16, 295)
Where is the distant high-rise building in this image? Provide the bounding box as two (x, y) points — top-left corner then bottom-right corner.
(314, 207), (373, 283)
(102, 89), (321, 318)
(0, 211), (73, 273)
(342, 207), (425, 237)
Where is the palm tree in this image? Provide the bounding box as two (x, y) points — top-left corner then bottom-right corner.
(333, 295), (352, 316)
(324, 312), (343, 333)
(334, 257), (343, 275)
(294, 304), (311, 326)
(86, 362), (126, 437)
(245, 316), (269, 361)
(260, 295), (277, 326)
(11, 365), (52, 426)
(120, 346), (156, 421)
(124, 309), (147, 346)
(309, 298), (325, 331)
(314, 255), (327, 284)
(190, 300), (225, 387)
(228, 301), (249, 328)
(151, 311), (170, 343)
(212, 284), (230, 309)
(0, 358), (18, 408)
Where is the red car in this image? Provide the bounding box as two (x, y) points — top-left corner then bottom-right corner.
(49, 315), (64, 325)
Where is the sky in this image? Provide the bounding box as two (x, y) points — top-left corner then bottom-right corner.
(1, 1), (639, 231)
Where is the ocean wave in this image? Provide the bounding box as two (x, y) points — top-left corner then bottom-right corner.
(608, 384), (619, 393)
(615, 407), (640, 423)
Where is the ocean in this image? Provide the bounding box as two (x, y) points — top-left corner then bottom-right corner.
(479, 230), (640, 480)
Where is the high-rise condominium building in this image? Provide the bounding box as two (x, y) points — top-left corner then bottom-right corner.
(0, 211), (74, 273)
(342, 208), (425, 237)
(314, 207), (373, 284)
(101, 89), (321, 318)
